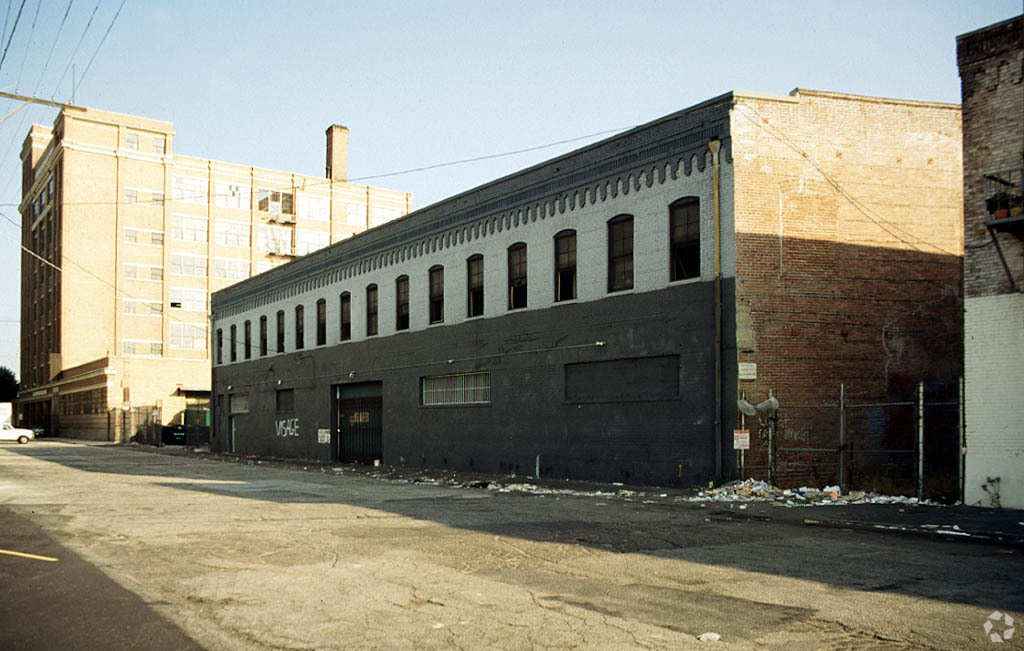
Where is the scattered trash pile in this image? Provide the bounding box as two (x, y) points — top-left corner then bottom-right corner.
(688, 478), (936, 506)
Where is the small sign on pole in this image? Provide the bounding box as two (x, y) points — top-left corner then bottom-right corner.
(733, 429), (750, 450)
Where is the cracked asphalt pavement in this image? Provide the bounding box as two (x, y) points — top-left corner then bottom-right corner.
(1, 441), (1021, 650)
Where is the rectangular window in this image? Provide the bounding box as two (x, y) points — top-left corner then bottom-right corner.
(346, 203), (367, 226)
(214, 258), (250, 281)
(229, 393), (249, 414)
(150, 343), (163, 356)
(296, 230), (329, 255)
(565, 355), (680, 403)
(258, 224), (292, 255)
(125, 133), (138, 150)
(124, 228), (138, 243)
(151, 231), (164, 245)
(123, 264), (137, 280)
(170, 253), (207, 277)
(396, 276), (409, 330)
(555, 231), (576, 301)
(152, 136), (165, 155)
(169, 287), (206, 312)
(216, 329), (223, 364)
(366, 285), (378, 336)
(508, 243), (527, 309)
(171, 323), (207, 352)
(171, 214), (208, 242)
(215, 221), (248, 247)
(243, 321), (252, 359)
(230, 324), (237, 361)
(259, 316), (268, 356)
(276, 310), (285, 353)
(467, 256), (483, 317)
(299, 194), (329, 222)
(258, 188), (294, 215)
(151, 192), (164, 206)
(429, 266), (444, 324)
(608, 216), (634, 292)
(340, 293), (351, 341)
(150, 266), (163, 281)
(421, 372), (491, 406)
(215, 181), (250, 209)
(123, 341), (136, 355)
(173, 175), (207, 204)
(125, 189), (137, 204)
(670, 198), (701, 281)
(276, 388), (295, 412)
(316, 299), (327, 346)
(295, 305), (304, 350)
(372, 205), (402, 226)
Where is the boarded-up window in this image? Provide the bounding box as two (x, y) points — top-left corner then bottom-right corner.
(229, 393), (249, 414)
(565, 355), (679, 402)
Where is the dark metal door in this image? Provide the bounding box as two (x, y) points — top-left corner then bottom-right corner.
(337, 396), (382, 464)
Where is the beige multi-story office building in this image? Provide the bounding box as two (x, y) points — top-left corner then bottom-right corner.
(18, 106), (411, 440)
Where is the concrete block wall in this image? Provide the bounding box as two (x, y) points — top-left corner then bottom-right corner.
(964, 293), (1024, 508)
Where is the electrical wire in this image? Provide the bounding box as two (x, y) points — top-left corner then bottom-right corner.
(0, 124), (637, 209)
(0, 0), (27, 75)
(733, 102), (958, 257)
(34, 0), (73, 95)
(52, 0), (99, 98)
(13, 0), (41, 89)
(74, 0), (124, 94)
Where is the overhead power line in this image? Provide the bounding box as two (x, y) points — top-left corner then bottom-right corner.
(52, 0), (100, 98)
(76, 0), (125, 93)
(0, 0), (27, 74)
(34, 0), (74, 95)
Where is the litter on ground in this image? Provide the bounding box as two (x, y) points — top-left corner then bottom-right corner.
(686, 478), (938, 507)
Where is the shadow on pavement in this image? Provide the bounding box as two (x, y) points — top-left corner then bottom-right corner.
(9, 440), (1024, 615)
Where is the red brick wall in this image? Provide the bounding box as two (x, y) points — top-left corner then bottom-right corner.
(958, 16), (1023, 297)
(729, 90), (963, 487)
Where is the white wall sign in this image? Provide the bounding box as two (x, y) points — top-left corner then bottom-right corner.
(318, 428), (331, 444)
(738, 362), (757, 381)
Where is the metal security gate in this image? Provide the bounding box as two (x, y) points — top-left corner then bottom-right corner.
(336, 383), (382, 464)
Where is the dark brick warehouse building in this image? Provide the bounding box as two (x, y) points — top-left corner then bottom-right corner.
(210, 89), (963, 489)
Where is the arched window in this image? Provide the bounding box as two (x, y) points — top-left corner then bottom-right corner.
(396, 276), (410, 330)
(467, 255), (483, 317)
(670, 197), (700, 281)
(507, 243), (527, 309)
(607, 215), (633, 292)
(243, 320), (252, 359)
(339, 293), (351, 341)
(366, 284), (378, 336)
(294, 305), (305, 350)
(429, 266), (444, 324)
(554, 230), (576, 302)
(276, 310), (285, 353)
(316, 298), (327, 345)
(259, 316), (268, 356)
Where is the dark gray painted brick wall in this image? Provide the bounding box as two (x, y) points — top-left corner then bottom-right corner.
(213, 280), (737, 487)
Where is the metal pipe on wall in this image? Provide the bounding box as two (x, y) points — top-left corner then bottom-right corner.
(710, 138), (722, 480)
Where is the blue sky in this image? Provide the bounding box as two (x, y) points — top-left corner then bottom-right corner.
(0, 0), (1019, 376)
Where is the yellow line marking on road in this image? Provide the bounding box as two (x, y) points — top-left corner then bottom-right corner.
(0, 548), (58, 562)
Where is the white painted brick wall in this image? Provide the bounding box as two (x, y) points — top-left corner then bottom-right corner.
(964, 293), (1024, 508)
(215, 158), (733, 362)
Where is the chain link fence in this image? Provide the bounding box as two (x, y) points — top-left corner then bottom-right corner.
(736, 380), (963, 502)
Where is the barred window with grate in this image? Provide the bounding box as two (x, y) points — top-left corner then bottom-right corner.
(421, 372), (491, 406)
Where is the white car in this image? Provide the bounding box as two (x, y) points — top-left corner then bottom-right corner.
(0, 423), (34, 444)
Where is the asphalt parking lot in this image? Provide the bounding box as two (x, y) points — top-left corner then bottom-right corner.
(1, 440), (1021, 649)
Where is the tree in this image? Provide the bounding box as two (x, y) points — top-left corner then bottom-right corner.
(0, 366), (17, 402)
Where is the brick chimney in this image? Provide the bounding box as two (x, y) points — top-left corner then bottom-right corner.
(326, 124), (349, 182)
